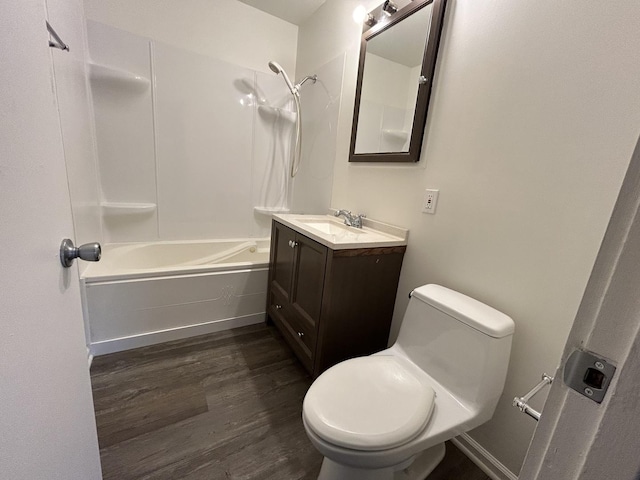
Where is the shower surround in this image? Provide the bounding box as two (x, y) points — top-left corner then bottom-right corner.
(83, 21), (344, 354)
(88, 20), (297, 243)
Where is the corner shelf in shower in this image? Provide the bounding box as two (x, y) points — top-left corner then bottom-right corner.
(257, 105), (297, 124)
(89, 63), (150, 92)
(101, 202), (157, 217)
(254, 206), (291, 216)
(382, 129), (410, 141)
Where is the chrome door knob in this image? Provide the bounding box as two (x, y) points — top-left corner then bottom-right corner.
(60, 239), (101, 268)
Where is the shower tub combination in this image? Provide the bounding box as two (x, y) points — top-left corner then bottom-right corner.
(82, 238), (270, 356)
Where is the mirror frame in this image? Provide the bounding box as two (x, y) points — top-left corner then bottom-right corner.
(349, 0), (446, 163)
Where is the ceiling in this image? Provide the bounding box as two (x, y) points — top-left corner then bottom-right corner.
(237, 0), (327, 26)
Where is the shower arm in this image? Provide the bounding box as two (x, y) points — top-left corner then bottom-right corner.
(295, 75), (318, 90)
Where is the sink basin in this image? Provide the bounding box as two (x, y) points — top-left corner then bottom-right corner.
(299, 219), (359, 236)
(273, 214), (408, 250)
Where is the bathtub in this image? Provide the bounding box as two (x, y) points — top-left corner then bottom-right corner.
(81, 238), (270, 356)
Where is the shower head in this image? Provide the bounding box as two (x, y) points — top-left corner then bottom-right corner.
(268, 61), (283, 74)
(268, 60), (297, 95)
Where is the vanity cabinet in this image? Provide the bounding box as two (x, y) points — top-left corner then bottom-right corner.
(267, 219), (406, 377)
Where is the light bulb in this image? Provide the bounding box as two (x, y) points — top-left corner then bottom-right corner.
(352, 5), (367, 24)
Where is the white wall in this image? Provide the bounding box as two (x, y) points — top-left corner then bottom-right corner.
(83, 0), (298, 75)
(519, 137), (640, 480)
(300, 0), (640, 474)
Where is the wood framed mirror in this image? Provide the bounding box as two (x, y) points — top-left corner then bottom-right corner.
(349, 0), (446, 163)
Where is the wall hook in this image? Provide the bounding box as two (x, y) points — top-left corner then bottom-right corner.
(46, 21), (69, 51)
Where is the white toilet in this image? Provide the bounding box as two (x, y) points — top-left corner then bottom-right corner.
(302, 284), (515, 480)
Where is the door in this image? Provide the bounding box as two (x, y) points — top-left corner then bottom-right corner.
(0, 3), (102, 479)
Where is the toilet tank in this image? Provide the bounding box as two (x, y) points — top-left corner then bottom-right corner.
(394, 284), (515, 412)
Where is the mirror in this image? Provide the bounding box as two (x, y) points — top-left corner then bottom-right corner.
(349, 0), (446, 163)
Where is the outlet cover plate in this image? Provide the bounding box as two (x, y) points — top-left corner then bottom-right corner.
(423, 189), (439, 214)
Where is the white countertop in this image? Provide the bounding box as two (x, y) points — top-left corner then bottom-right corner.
(273, 214), (408, 250)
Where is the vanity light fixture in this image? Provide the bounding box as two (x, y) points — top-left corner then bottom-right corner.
(364, 13), (377, 26)
(353, 4), (377, 27)
(359, 1), (397, 28)
(382, 1), (398, 16)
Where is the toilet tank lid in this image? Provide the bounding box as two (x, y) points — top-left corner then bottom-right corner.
(411, 284), (515, 338)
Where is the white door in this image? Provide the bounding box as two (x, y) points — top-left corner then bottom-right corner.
(0, 3), (102, 479)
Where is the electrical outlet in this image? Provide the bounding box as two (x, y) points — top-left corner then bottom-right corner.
(423, 189), (439, 214)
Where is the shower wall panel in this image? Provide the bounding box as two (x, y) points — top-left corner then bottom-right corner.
(154, 43), (255, 240)
(87, 21), (159, 243)
(87, 22), (300, 243)
(251, 72), (297, 237)
(355, 53), (416, 154)
(292, 53), (345, 214)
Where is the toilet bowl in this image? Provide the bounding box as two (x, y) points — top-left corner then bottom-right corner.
(302, 284), (515, 480)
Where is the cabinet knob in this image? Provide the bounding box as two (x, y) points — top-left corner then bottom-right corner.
(275, 304), (282, 310)
(288, 240), (298, 248)
(297, 331), (304, 338)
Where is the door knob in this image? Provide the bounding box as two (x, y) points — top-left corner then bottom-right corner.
(60, 239), (101, 268)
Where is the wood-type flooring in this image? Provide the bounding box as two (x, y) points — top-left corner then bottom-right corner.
(91, 324), (490, 480)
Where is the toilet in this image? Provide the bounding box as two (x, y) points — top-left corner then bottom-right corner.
(302, 284), (515, 480)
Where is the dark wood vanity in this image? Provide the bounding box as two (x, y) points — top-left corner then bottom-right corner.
(266, 219), (406, 378)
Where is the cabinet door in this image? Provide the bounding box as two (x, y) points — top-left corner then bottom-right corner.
(270, 221), (297, 301)
(291, 234), (327, 330)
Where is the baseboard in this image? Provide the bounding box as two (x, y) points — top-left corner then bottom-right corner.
(89, 313), (264, 356)
(451, 434), (518, 480)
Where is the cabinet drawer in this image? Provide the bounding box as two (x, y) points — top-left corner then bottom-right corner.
(268, 288), (315, 372)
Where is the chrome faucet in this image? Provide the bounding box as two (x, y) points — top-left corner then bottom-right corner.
(334, 210), (366, 229)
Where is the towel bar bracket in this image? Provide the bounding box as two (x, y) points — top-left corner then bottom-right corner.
(513, 374), (553, 422)
(46, 21), (69, 51)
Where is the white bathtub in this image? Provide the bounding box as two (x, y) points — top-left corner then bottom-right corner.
(81, 239), (270, 356)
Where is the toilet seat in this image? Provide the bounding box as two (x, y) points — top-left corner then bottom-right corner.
(303, 356), (436, 452)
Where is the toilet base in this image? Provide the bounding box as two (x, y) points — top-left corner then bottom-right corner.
(317, 443), (446, 480)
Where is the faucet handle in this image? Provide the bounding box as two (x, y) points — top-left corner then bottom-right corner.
(353, 213), (366, 228)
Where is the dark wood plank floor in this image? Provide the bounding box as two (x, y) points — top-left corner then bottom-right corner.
(90, 324), (490, 480)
